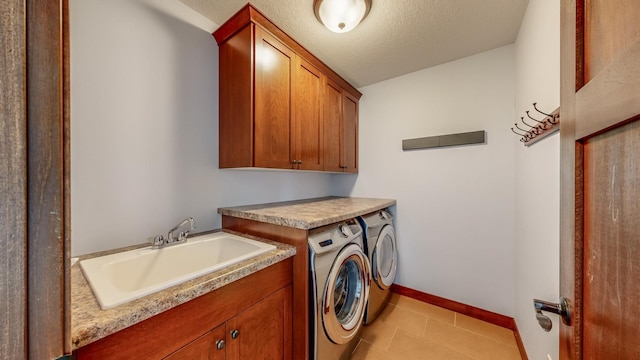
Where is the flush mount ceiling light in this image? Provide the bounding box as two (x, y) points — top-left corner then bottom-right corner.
(313, 0), (372, 33)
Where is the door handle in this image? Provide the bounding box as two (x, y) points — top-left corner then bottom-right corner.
(533, 297), (571, 332)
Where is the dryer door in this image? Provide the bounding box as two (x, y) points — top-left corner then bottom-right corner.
(322, 243), (370, 344)
(373, 225), (397, 290)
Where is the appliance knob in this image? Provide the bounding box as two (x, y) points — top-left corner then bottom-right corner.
(338, 224), (350, 237)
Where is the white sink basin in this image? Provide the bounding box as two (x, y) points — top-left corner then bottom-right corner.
(79, 232), (276, 309)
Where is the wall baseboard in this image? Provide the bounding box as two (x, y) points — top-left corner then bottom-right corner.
(511, 319), (529, 360)
(390, 284), (528, 360)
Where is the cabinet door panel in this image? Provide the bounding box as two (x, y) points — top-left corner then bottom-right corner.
(163, 324), (226, 360)
(323, 79), (343, 172)
(342, 93), (359, 172)
(227, 285), (292, 360)
(254, 27), (293, 169)
(294, 58), (323, 170)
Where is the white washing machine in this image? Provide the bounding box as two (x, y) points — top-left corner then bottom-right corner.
(358, 210), (397, 324)
(308, 219), (371, 360)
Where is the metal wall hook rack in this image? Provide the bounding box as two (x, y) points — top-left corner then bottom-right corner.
(512, 103), (560, 146)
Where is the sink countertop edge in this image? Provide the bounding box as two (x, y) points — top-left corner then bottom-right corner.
(71, 230), (296, 350)
(218, 196), (397, 229)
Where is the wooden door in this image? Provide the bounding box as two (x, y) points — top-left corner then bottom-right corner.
(323, 79), (344, 172)
(254, 26), (294, 169)
(163, 324), (226, 360)
(560, 1), (640, 358)
(227, 285), (292, 360)
(342, 92), (359, 173)
(293, 57), (323, 171)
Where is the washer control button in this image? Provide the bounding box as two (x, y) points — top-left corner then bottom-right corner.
(319, 239), (333, 247)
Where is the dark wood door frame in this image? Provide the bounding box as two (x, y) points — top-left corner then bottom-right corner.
(1, 0), (70, 358)
(559, 2), (581, 358)
(1, 1), (29, 357)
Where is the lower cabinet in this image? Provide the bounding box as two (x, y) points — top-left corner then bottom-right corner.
(164, 286), (291, 360)
(229, 285), (291, 359)
(164, 325), (226, 360)
(74, 259), (292, 360)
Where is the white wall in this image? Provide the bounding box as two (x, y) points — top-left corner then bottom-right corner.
(333, 46), (517, 316)
(514, 0), (560, 359)
(70, 0), (333, 256)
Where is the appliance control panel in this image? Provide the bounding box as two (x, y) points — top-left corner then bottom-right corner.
(308, 219), (363, 255)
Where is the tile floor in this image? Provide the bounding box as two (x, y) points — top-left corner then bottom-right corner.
(350, 293), (523, 360)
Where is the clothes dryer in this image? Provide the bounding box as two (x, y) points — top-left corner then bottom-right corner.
(309, 219), (371, 360)
(358, 210), (397, 324)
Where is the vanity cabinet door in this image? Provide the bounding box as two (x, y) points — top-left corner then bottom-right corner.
(163, 324), (226, 360)
(227, 285), (292, 360)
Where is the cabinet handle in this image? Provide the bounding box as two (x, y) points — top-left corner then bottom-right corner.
(297, 160), (302, 165)
(216, 339), (225, 350)
(231, 329), (240, 339)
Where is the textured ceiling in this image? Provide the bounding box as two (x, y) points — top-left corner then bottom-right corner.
(181, 0), (529, 88)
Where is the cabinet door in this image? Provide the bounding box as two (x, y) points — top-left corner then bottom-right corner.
(323, 79), (343, 172)
(163, 324), (226, 360)
(293, 57), (323, 170)
(227, 285), (292, 360)
(254, 27), (294, 169)
(342, 92), (359, 173)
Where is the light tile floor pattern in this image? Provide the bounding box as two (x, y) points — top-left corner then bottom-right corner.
(351, 294), (523, 360)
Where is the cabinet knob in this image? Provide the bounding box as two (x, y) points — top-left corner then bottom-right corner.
(297, 160), (302, 165)
(231, 329), (240, 339)
(216, 339), (225, 350)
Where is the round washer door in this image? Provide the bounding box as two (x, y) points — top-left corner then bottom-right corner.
(322, 243), (371, 344)
(373, 225), (397, 289)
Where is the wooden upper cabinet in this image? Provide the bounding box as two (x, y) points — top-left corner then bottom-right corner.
(323, 79), (343, 172)
(322, 79), (359, 172)
(213, 4), (361, 173)
(293, 57), (323, 171)
(254, 27), (294, 169)
(342, 92), (359, 173)
(218, 24), (253, 168)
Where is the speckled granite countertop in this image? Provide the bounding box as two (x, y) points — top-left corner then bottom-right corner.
(218, 196), (396, 229)
(71, 230), (295, 350)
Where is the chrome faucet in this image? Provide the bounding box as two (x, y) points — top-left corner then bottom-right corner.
(168, 217), (195, 243)
(149, 217), (195, 249)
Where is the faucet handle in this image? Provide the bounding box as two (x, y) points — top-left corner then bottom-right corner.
(149, 235), (164, 248)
